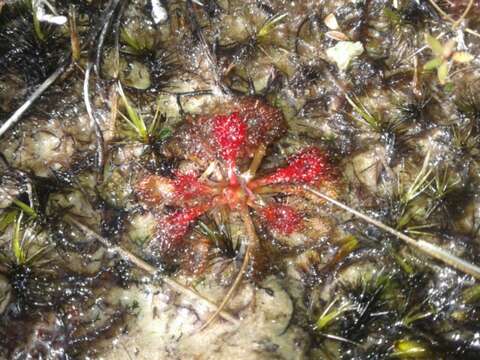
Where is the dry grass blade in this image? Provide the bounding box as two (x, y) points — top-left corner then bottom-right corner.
(64, 215), (238, 325)
(304, 186), (480, 280)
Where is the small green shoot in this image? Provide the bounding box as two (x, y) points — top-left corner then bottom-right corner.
(196, 216), (235, 256)
(456, 82), (480, 120)
(0, 198), (36, 248)
(316, 298), (355, 330)
(423, 34), (474, 85)
(428, 168), (460, 200)
(403, 223), (437, 237)
(118, 83), (148, 142)
(451, 123), (480, 154)
(33, 10), (45, 41)
(345, 94), (382, 131)
(338, 236), (358, 255)
(401, 303), (434, 326)
(390, 250), (414, 275)
(117, 83), (171, 144)
(462, 284), (480, 304)
(0, 210), (18, 232)
(257, 13), (287, 40)
(8, 212), (50, 268)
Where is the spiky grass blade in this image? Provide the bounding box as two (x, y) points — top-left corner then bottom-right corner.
(117, 82), (148, 142)
(316, 298), (355, 330)
(400, 152), (433, 205)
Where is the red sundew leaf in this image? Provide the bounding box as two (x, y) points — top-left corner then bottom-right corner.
(172, 173), (212, 201)
(165, 98), (286, 169)
(156, 205), (209, 251)
(261, 204), (303, 235)
(136, 173), (212, 206)
(253, 147), (329, 187)
(213, 112), (247, 168)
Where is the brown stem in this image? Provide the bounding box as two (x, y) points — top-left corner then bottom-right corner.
(245, 144), (267, 180)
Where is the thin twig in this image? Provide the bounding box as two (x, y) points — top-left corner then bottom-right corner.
(318, 332), (361, 346)
(0, 62), (70, 138)
(304, 186), (480, 280)
(64, 215), (238, 324)
(112, 0), (128, 80)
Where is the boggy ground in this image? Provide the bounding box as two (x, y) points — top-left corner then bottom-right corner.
(1, 0), (480, 358)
